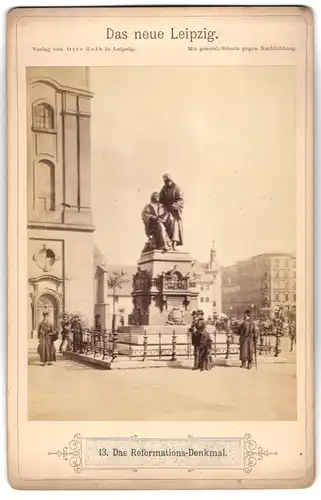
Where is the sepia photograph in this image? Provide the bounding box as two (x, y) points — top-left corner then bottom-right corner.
(27, 65), (297, 422)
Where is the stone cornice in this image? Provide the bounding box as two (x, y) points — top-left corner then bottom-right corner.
(28, 222), (95, 233)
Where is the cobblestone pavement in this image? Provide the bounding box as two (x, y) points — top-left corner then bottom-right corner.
(28, 338), (296, 421)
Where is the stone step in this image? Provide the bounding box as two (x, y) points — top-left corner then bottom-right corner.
(63, 351), (291, 370)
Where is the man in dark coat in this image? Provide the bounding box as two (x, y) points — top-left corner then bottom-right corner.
(37, 311), (57, 366)
(95, 314), (102, 331)
(71, 315), (84, 353)
(239, 309), (257, 369)
(197, 319), (213, 371)
(59, 313), (71, 353)
(159, 173), (184, 250)
(189, 311), (200, 369)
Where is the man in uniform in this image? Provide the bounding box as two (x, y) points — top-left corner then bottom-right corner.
(238, 308), (257, 369)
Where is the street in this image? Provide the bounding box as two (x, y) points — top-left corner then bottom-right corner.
(28, 339), (296, 421)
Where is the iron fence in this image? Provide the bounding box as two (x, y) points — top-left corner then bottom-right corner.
(70, 327), (282, 364)
(71, 328), (117, 361)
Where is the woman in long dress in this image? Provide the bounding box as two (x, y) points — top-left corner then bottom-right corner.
(37, 312), (57, 366)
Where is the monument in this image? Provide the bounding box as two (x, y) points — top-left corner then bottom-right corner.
(117, 174), (199, 353)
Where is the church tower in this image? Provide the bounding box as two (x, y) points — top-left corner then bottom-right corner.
(27, 68), (95, 336)
(208, 240), (222, 314)
(209, 240), (217, 271)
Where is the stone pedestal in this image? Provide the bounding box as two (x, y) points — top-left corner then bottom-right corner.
(130, 250), (199, 327)
(117, 250), (199, 359)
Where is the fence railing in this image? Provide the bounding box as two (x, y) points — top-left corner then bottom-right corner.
(69, 328), (282, 364)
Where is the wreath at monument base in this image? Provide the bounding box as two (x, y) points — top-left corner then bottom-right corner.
(166, 308), (185, 326)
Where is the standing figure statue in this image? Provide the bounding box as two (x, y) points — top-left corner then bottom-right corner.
(159, 173), (184, 251)
(141, 191), (172, 252)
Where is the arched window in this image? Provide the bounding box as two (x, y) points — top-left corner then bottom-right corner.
(33, 102), (54, 130)
(35, 160), (55, 211)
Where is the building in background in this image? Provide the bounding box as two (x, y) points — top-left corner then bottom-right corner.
(27, 68), (106, 336)
(104, 264), (136, 328)
(194, 241), (222, 319)
(222, 253), (296, 319)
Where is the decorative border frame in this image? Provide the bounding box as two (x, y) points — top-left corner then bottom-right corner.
(48, 433), (278, 474)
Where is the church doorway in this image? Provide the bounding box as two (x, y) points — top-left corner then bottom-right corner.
(36, 293), (59, 331)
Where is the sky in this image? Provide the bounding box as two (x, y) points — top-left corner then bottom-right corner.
(90, 66), (296, 266)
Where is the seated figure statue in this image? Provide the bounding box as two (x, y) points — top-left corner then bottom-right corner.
(141, 191), (172, 252)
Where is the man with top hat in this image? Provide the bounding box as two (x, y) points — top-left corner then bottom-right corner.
(238, 308), (257, 369)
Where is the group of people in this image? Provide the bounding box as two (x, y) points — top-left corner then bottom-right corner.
(189, 308), (261, 371)
(36, 306), (296, 368)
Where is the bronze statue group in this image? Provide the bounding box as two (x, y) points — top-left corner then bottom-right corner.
(141, 173), (184, 253)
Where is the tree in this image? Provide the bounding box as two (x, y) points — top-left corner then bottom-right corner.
(107, 270), (127, 330)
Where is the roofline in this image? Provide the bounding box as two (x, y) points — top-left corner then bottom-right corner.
(222, 252), (296, 269)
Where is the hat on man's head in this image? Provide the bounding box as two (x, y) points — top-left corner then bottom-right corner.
(244, 308), (252, 316)
(42, 311), (49, 317)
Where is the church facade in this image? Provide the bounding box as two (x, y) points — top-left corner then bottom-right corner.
(27, 67), (97, 337)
